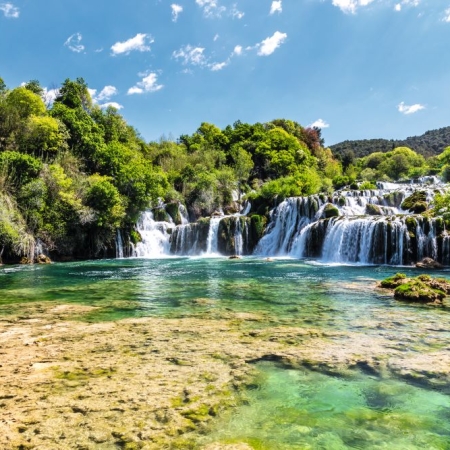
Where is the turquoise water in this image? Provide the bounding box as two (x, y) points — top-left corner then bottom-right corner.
(202, 362), (450, 449)
(2, 257), (450, 448)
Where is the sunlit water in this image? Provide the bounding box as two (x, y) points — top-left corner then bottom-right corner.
(1, 257), (450, 448)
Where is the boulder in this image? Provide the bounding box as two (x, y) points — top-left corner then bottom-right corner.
(322, 203), (339, 219)
(416, 257), (444, 269)
(365, 204), (382, 216)
(36, 254), (51, 264)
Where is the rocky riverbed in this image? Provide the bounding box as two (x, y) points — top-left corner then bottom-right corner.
(1, 294), (450, 450)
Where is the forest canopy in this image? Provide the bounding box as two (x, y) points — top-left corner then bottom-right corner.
(0, 76), (447, 262)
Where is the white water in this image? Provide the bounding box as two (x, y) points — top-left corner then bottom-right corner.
(205, 217), (222, 255)
(133, 211), (173, 258)
(116, 230), (124, 259)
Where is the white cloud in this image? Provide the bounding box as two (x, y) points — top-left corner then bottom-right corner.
(100, 102), (123, 110)
(398, 102), (425, 114)
(443, 7), (450, 22)
(210, 61), (228, 71)
(171, 4), (183, 22)
(196, 0), (226, 18)
(257, 31), (287, 56)
(331, 0), (375, 14)
(173, 45), (207, 66)
(64, 33), (85, 53)
(111, 33), (153, 55)
(127, 72), (163, 95)
(43, 88), (59, 105)
(270, 1), (282, 15)
(233, 45), (243, 55)
(309, 119), (330, 129)
(395, 0), (420, 11)
(230, 4), (244, 19)
(97, 85), (118, 102)
(0, 2), (19, 18)
(88, 85), (122, 109)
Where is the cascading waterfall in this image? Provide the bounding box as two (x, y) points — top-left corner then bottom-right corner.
(116, 230), (124, 259)
(127, 181), (450, 265)
(133, 211), (173, 258)
(205, 217), (222, 255)
(255, 197), (322, 256)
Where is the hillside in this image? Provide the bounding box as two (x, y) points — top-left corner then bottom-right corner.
(330, 126), (450, 159)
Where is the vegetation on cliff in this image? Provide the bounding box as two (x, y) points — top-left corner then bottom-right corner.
(0, 75), (449, 263)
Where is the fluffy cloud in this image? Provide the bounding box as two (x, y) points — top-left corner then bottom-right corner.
(0, 2), (19, 18)
(196, 0), (226, 18)
(173, 45), (207, 66)
(331, 0), (375, 14)
(171, 4), (183, 22)
(270, 1), (282, 15)
(398, 102), (425, 114)
(128, 72), (163, 95)
(64, 33), (84, 53)
(99, 102), (123, 110)
(233, 45), (243, 55)
(111, 33), (153, 55)
(257, 31), (287, 56)
(308, 119), (330, 129)
(88, 85), (122, 109)
(43, 88), (59, 106)
(443, 7), (450, 22)
(210, 61), (229, 71)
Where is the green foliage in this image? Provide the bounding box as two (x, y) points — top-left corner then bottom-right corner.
(6, 86), (46, 119)
(0, 151), (42, 186)
(331, 126), (450, 159)
(85, 175), (125, 228)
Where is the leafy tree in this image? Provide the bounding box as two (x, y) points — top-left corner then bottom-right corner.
(6, 86), (46, 119)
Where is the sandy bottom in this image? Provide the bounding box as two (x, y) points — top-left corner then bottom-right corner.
(1, 302), (450, 449)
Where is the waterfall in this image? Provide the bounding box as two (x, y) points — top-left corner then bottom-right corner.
(116, 230), (124, 259)
(254, 197), (322, 256)
(179, 204), (189, 225)
(205, 217), (222, 255)
(133, 211), (173, 258)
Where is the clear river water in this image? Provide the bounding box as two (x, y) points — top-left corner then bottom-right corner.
(1, 257), (450, 449)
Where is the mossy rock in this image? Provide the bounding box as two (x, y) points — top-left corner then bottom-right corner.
(401, 191), (427, 212)
(153, 208), (169, 222)
(365, 204), (382, 216)
(394, 280), (445, 303)
(322, 203), (339, 219)
(380, 273), (407, 289)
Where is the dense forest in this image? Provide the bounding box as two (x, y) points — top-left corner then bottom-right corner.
(331, 126), (450, 159)
(0, 76), (449, 263)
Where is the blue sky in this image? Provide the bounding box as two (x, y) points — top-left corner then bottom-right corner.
(0, 0), (449, 146)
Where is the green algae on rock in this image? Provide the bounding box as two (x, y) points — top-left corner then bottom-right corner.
(379, 272), (450, 304)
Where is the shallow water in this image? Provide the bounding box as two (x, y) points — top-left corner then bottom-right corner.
(1, 257), (450, 448)
(201, 362), (450, 449)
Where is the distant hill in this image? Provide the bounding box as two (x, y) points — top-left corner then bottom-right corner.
(330, 126), (450, 159)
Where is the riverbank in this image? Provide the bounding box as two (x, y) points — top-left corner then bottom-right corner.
(1, 293), (450, 449)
